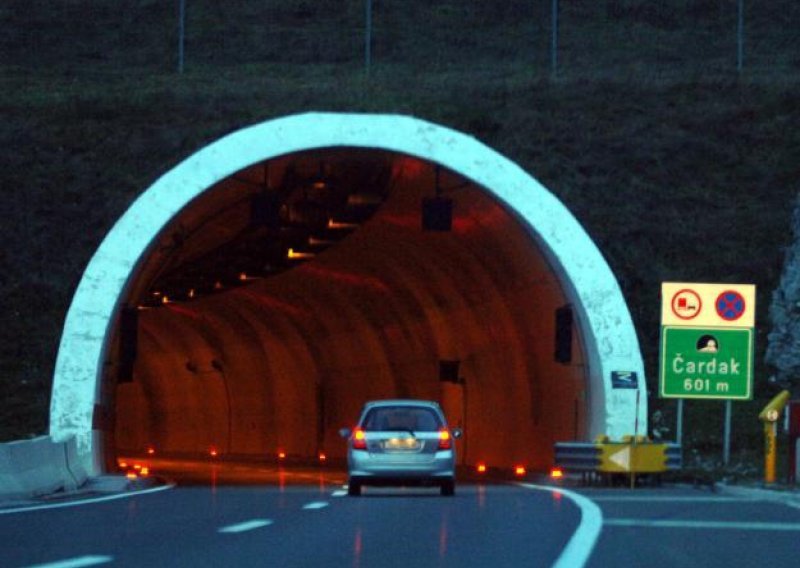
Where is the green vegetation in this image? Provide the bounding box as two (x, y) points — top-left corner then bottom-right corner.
(2, 1), (798, 473)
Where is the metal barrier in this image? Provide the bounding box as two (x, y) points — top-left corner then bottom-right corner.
(555, 440), (681, 477)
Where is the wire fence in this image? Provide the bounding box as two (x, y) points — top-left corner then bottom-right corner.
(5, 1), (799, 81)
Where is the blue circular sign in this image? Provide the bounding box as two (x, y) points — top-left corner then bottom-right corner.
(716, 291), (745, 321)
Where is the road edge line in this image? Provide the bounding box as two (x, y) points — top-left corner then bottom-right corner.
(0, 483), (175, 515)
(517, 483), (603, 568)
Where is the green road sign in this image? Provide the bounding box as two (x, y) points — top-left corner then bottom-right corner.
(659, 326), (753, 400)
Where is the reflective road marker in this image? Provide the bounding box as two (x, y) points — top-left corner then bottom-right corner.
(303, 501), (329, 510)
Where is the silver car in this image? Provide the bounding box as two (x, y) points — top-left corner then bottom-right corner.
(339, 399), (462, 496)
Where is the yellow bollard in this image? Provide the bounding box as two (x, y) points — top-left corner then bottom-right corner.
(764, 421), (777, 484)
(759, 390), (790, 485)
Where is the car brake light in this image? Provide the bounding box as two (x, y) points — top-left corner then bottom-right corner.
(352, 428), (367, 450)
(438, 429), (452, 450)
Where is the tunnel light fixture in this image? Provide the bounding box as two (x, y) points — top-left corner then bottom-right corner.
(318, 452), (327, 462)
(214, 281), (224, 290)
(239, 272), (248, 281)
(118, 460), (128, 468)
(327, 219), (358, 230)
(514, 465), (527, 477)
(146, 446), (155, 456)
(550, 467), (564, 480)
(188, 288), (196, 299)
(161, 295), (170, 305)
(209, 447), (219, 458)
(140, 467), (150, 477)
(308, 236), (334, 247)
(476, 463), (487, 474)
(126, 472), (138, 480)
(278, 451), (287, 460)
(287, 248), (315, 260)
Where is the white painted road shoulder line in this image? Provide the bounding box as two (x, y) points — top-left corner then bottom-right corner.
(0, 483), (175, 515)
(218, 519), (273, 534)
(518, 483), (603, 568)
(303, 501), (329, 510)
(605, 518), (800, 531)
(588, 496), (749, 503)
(26, 555), (113, 568)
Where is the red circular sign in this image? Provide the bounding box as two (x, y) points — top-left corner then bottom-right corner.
(716, 290), (746, 321)
(671, 289), (702, 320)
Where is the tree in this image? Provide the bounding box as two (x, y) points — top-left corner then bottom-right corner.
(766, 195), (800, 392)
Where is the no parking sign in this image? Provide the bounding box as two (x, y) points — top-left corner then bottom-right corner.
(660, 282), (755, 400)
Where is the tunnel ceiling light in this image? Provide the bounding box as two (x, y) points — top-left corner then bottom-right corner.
(287, 248), (315, 260)
(327, 219), (359, 230)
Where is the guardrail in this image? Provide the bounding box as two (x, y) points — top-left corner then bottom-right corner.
(555, 439), (681, 481)
(0, 436), (88, 499)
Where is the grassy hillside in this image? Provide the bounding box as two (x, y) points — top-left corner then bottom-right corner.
(2, 1), (799, 468)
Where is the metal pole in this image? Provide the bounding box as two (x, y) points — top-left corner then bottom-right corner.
(178, 0), (186, 74)
(723, 400), (732, 465)
(737, 0), (744, 73)
(550, 0), (559, 76)
(365, 0), (372, 75)
(676, 398), (684, 446)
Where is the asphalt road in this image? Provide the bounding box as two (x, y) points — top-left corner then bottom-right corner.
(2, 468), (799, 568)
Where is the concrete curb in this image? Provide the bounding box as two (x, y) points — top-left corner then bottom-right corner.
(718, 483), (800, 509)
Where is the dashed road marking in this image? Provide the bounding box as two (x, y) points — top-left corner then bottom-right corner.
(218, 519), (273, 533)
(26, 555), (113, 568)
(303, 501), (329, 510)
(331, 490), (347, 497)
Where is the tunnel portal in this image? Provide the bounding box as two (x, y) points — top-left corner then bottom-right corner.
(49, 113), (646, 475)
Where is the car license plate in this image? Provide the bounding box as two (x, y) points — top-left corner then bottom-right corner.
(384, 438), (420, 451)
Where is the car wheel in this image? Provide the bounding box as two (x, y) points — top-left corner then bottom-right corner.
(348, 481), (362, 496)
(440, 480), (455, 496)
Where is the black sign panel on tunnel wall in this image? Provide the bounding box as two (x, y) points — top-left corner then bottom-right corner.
(554, 305), (573, 364)
(118, 306), (138, 383)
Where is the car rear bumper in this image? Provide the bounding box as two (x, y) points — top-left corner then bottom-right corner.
(348, 450), (456, 481)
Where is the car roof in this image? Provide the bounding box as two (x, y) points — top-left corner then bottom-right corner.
(362, 399), (441, 410)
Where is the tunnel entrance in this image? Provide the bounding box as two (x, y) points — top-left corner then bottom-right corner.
(50, 113), (646, 475)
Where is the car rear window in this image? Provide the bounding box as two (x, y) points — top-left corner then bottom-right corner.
(361, 406), (442, 432)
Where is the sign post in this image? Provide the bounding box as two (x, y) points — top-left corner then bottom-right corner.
(660, 282), (756, 464)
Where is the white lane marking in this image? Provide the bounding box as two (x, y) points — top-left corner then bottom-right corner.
(218, 519), (273, 534)
(331, 490), (347, 497)
(588, 496), (749, 503)
(303, 501), (329, 510)
(605, 518), (800, 531)
(0, 483), (175, 515)
(518, 483), (602, 568)
(26, 555), (113, 568)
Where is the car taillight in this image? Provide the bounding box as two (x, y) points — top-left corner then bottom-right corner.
(352, 428), (367, 450)
(438, 429), (452, 450)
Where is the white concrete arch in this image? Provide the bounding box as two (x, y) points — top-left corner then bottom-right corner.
(50, 112), (646, 473)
